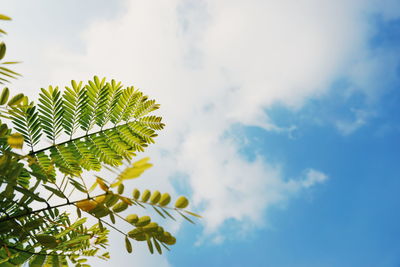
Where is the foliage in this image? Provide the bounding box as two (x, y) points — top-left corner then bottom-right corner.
(0, 14), (199, 266)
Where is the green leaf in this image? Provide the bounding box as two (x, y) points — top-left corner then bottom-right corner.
(125, 237), (132, 253)
(184, 210), (202, 218)
(146, 234), (154, 254)
(42, 184), (65, 198)
(36, 234), (58, 248)
(0, 42), (6, 60)
(153, 237), (162, 254)
(178, 211), (195, 224)
(29, 254), (46, 267)
(38, 86), (64, 142)
(152, 206), (166, 219)
(7, 93), (24, 106)
(0, 87), (9, 105)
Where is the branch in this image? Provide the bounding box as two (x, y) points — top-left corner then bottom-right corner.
(29, 119), (137, 155)
(0, 193), (107, 223)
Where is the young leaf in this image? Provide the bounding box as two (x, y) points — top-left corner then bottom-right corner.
(76, 200), (97, 212)
(174, 196), (189, 209)
(125, 236), (132, 253)
(7, 133), (23, 149)
(0, 87), (9, 105)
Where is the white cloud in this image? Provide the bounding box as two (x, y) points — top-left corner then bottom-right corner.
(335, 108), (375, 135)
(2, 0), (399, 265)
(300, 169), (329, 188)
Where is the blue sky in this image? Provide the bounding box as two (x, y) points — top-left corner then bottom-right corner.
(2, 1), (400, 266)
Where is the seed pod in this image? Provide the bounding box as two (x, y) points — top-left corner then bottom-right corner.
(174, 196), (189, 209)
(112, 201), (128, 213)
(135, 216), (151, 227)
(141, 190), (151, 202)
(150, 190), (161, 204)
(118, 184), (124, 194)
(159, 193), (171, 206)
(126, 214), (138, 224)
(125, 236), (132, 253)
(132, 188), (140, 199)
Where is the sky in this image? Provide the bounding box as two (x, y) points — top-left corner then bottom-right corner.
(1, 0), (400, 266)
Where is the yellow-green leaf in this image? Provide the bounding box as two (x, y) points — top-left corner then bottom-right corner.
(111, 158), (153, 187)
(0, 87), (9, 105)
(135, 216), (151, 227)
(159, 193), (171, 206)
(0, 14), (11, 20)
(7, 93), (24, 106)
(76, 200), (97, 212)
(126, 214), (138, 224)
(174, 196), (189, 209)
(141, 189), (151, 202)
(95, 195), (106, 203)
(7, 133), (23, 149)
(96, 177), (109, 192)
(150, 190), (161, 204)
(184, 210), (202, 218)
(112, 201), (128, 213)
(132, 188), (140, 199)
(118, 184), (124, 194)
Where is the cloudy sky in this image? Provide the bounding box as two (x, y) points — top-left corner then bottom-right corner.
(2, 0), (400, 266)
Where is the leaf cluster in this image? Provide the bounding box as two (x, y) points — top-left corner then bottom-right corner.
(0, 13), (199, 267)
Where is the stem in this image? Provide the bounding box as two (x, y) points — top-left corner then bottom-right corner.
(29, 121), (135, 155)
(0, 193), (107, 223)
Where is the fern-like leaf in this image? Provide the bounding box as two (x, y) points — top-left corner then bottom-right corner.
(37, 86), (64, 143)
(62, 80), (86, 138)
(9, 77), (164, 177)
(9, 105), (42, 151)
(80, 76), (108, 132)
